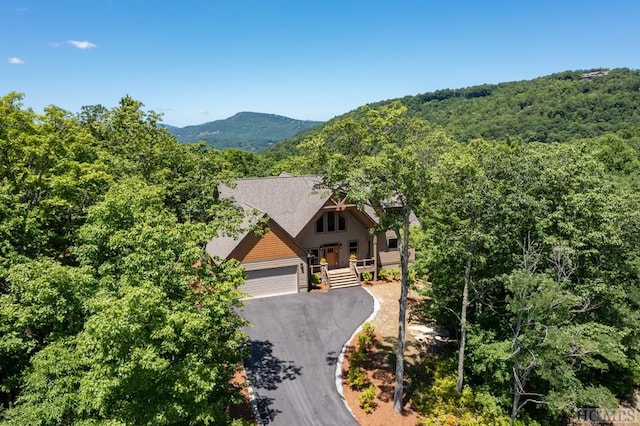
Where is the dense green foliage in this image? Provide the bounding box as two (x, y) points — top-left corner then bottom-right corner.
(398, 68), (640, 143)
(166, 111), (322, 151)
(0, 93), (249, 425)
(268, 68), (640, 160)
(411, 136), (640, 423)
(293, 100), (640, 424)
(3, 66), (640, 424)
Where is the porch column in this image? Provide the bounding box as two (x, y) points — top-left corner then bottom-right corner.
(373, 233), (378, 281)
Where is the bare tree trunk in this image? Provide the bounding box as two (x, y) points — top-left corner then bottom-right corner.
(511, 306), (525, 424)
(393, 211), (411, 413)
(456, 239), (473, 394)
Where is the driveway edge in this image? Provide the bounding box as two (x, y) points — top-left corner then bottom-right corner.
(243, 369), (264, 425)
(334, 285), (381, 420)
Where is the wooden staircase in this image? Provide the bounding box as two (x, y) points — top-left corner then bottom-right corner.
(327, 268), (360, 289)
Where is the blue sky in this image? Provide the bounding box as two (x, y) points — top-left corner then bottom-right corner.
(2, 1), (639, 127)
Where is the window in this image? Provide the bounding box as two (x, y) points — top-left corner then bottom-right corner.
(388, 237), (398, 249)
(338, 213), (346, 231)
(348, 240), (358, 256)
(327, 211), (335, 232)
(315, 212), (347, 234)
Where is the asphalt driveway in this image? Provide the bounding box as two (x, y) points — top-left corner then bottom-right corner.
(242, 286), (374, 425)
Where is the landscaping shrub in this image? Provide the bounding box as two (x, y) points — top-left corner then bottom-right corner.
(347, 323), (376, 390)
(390, 267), (401, 280)
(357, 322), (376, 352)
(378, 268), (401, 281)
(378, 268), (391, 280)
(359, 384), (378, 414)
(347, 364), (369, 390)
(350, 347), (366, 365)
(361, 271), (372, 283)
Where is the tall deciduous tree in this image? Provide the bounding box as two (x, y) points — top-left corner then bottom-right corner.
(431, 143), (489, 394)
(416, 139), (640, 422)
(1, 93), (251, 424)
(300, 102), (449, 413)
(0, 93), (110, 264)
(4, 179), (248, 425)
(87, 96), (178, 183)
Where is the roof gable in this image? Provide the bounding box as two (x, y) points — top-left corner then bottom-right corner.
(219, 175), (331, 238)
(230, 219), (307, 262)
(205, 207), (264, 259)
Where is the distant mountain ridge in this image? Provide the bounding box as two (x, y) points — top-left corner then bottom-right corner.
(165, 112), (323, 151)
(266, 67), (640, 158)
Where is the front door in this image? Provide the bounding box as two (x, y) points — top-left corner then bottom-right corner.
(324, 246), (339, 269)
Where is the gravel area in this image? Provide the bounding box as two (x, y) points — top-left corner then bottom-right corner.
(363, 280), (427, 364)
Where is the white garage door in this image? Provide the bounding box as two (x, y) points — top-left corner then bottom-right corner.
(242, 266), (298, 298)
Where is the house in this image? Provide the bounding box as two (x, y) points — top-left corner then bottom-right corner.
(206, 175), (416, 298)
(580, 70), (609, 80)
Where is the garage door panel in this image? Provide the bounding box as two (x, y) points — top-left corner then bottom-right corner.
(242, 266), (298, 298)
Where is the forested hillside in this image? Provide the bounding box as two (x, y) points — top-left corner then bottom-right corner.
(266, 67), (640, 158)
(0, 93), (251, 425)
(166, 111), (322, 151)
(2, 66), (640, 425)
(294, 101), (640, 424)
(399, 67), (640, 143)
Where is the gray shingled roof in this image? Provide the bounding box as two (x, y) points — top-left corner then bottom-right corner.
(205, 205), (264, 259)
(207, 174), (419, 260)
(219, 175), (332, 238)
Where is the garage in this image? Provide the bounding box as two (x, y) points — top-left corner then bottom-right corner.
(242, 266), (299, 299)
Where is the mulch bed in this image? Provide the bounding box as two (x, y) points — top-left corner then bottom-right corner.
(341, 332), (422, 426)
(228, 367), (256, 424)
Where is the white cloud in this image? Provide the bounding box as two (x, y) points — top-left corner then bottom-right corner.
(49, 41), (62, 48)
(8, 57), (25, 65)
(67, 40), (96, 49)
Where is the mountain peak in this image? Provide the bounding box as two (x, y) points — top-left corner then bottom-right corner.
(166, 112), (323, 151)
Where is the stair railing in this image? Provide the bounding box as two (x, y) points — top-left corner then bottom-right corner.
(320, 261), (330, 288)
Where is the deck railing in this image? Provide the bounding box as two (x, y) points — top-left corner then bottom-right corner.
(309, 263), (330, 287)
(349, 257), (376, 280)
(309, 264), (323, 274)
(355, 258), (375, 269)
(310, 258), (375, 287)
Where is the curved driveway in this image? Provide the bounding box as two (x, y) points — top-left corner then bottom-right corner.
(242, 286), (374, 425)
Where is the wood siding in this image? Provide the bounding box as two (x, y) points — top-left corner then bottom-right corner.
(377, 230), (415, 268)
(231, 220), (306, 262)
(297, 208), (374, 269)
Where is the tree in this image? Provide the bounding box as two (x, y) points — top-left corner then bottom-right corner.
(300, 102), (449, 413)
(0, 259), (96, 409)
(220, 147), (271, 177)
(4, 179), (248, 424)
(1, 93), (251, 424)
(505, 238), (625, 423)
(427, 142), (488, 394)
(0, 94), (110, 265)
(415, 138), (640, 422)
(87, 96), (177, 183)
(416, 139), (519, 394)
